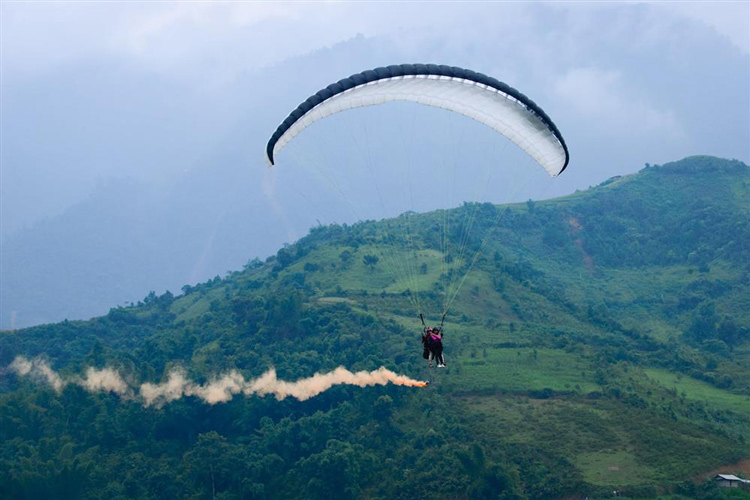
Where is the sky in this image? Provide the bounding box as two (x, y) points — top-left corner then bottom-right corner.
(3, 2), (748, 78)
(1, 1), (749, 327)
(3, 2), (749, 230)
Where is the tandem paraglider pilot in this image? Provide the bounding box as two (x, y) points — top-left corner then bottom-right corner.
(422, 326), (445, 368)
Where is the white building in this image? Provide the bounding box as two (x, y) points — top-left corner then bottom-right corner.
(714, 474), (748, 488)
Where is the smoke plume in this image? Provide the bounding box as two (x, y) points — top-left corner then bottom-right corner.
(79, 367), (131, 396)
(9, 356), (65, 392)
(246, 366), (428, 401)
(7, 356), (427, 407)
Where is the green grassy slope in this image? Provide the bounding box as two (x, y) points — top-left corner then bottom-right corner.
(1, 156), (748, 500)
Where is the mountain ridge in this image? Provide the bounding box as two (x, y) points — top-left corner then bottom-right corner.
(1, 155), (748, 499)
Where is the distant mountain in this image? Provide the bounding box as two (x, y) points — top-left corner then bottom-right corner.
(0, 172), (288, 329)
(5, 7), (750, 329)
(1, 155), (748, 499)
(1, 35), (408, 329)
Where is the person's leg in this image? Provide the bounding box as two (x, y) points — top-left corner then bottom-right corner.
(428, 350), (434, 367)
(437, 346), (445, 366)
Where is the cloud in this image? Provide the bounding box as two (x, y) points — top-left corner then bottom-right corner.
(6, 2), (744, 84)
(553, 67), (683, 140)
(3, 3), (379, 83)
(654, 1), (749, 54)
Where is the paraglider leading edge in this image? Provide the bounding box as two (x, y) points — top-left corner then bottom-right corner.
(264, 63), (569, 173)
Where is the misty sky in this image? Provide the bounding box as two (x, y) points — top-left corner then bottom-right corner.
(3, 1), (749, 233)
(1, 2), (749, 328)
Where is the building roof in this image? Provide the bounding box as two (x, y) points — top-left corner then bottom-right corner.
(715, 474), (743, 481)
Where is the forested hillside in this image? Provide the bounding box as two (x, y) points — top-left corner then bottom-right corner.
(1, 156), (748, 500)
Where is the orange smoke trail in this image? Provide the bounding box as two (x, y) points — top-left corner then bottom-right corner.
(7, 357), (429, 406)
(246, 366), (428, 401)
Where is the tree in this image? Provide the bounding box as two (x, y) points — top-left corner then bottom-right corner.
(182, 431), (239, 500)
(686, 302), (719, 342)
(244, 257), (263, 270)
(457, 444), (523, 500)
(718, 316), (746, 347)
(296, 440), (374, 500)
(362, 254), (379, 271)
(373, 395), (394, 423)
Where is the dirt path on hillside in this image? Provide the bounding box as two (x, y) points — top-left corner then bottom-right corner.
(568, 216), (596, 275)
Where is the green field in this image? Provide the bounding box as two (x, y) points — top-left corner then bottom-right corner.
(448, 347), (599, 393)
(574, 449), (655, 485)
(644, 368), (750, 414)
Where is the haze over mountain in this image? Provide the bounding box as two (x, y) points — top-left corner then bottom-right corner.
(2, 3), (749, 329)
(1, 156), (748, 499)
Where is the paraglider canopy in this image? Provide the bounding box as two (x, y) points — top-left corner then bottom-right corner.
(265, 64), (569, 176)
(263, 63), (570, 322)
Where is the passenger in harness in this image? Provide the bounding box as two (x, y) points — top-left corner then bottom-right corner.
(422, 326), (446, 368)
